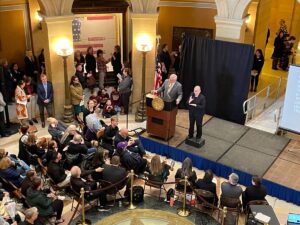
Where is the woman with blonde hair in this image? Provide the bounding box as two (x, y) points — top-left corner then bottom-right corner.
(147, 155), (172, 182)
(60, 124), (78, 147)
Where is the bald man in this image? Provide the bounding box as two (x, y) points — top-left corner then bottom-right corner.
(114, 128), (145, 157)
(187, 85), (206, 140)
(153, 74), (183, 105)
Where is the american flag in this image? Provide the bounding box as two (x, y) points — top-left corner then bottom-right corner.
(72, 19), (81, 42)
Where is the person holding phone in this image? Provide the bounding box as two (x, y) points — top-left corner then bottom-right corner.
(187, 85), (206, 141)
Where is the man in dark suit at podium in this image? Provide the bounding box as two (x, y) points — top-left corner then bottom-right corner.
(153, 74), (183, 105)
(187, 85), (206, 141)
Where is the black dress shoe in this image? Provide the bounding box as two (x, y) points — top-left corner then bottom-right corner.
(42, 122), (45, 128)
(32, 118), (38, 123)
(29, 120), (34, 125)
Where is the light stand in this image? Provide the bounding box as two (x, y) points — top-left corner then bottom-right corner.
(135, 51), (147, 122)
(135, 35), (153, 122)
(55, 39), (74, 123)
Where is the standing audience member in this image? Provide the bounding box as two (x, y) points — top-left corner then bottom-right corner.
(10, 63), (23, 84)
(38, 49), (45, 72)
(250, 49), (265, 92)
(0, 91), (8, 137)
(118, 68), (132, 114)
(24, 50), (38, 81)
(1, 59), (16, 103)
(74, 63), (86, 89)
(111, 45), (122, 76)
(15, 80), (31, 123)
(85, 46), (96, 75)
(18, 125), (30, 162)
(195, 170), (218, 205)
(175, 157), (197, 191)
(24, 77), (38, 123)
(70, 76), (84, 123)
(74, 50), (85, 66)
(26, 177), (64, 224)
(272, 31), (285, 70)
(242, 175), (267, 209)
(221, 173), (242, 204)
(96, 49), (110, 89)
(159, 44), (171, 82)
(277, 19), (288, 36)
(281, 36), (296, 70)
(37, 74), (53, 128)
(114, 128), (145, 157)
(173, 44), (181, 76)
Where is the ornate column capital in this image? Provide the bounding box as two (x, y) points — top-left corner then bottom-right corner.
(129, 0), (160, 14)
(38, 0), (74, 17)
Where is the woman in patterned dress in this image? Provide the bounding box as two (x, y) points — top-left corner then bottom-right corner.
(15, 80), (31, 123)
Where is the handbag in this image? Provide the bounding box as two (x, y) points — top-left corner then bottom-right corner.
(251, 70), (258, 77)
(86, 76), (96, 88)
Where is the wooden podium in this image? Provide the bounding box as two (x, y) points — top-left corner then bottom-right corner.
(146, 96), (177, 140)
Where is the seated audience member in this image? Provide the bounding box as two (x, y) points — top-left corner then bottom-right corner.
(146, 155), (171, 182)
(110, 86), (121, 113)
(60, 125), (79, 147)
(0, 149), (30, 176)
(221, 173), (242, 204)
(89, 89), (101, 106)
(26, 134), (45, 159)
(26, 177), (64, 224)
(0, 190), (21, 225)
(102, 100), (117, 118)
(21, 170), (36, 196)
(47, 117), (67, 141)
(102, 117), (119, 156)
(114, 128), (145, 157)
(0, 156), (25, 188)
(43, 140), (58, 166)
(20, 207), (43, 225)
(70, 166), (110, 211)
(85, 108), (105, 141)
(242, 175), (267, 208)
(18, 125), (30, 163)
(67, 134), (96, 155)
(116, 142), (147, 174)
(175, 157), (197, 192)
(47, 152), (71, 187)
(102, 156), (128, 188)
(195, 170), (218, 205)
(98, 88), (109, 108)
(83, 100), (96, 126)
(85, 149), (109, 181)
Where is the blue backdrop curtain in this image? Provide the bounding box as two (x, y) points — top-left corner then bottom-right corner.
(179, 34), (254, 124)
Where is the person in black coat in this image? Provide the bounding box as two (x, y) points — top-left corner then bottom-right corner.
(272, 31), (285, 70)
(187, 86), (206, 140)
(102, 156), (127, 186)
(85, 46), (96, 75)
(250, 49), (265, 92)
(102, 117), (119, 156)
(116, 142), (147, 174)
(175, 157), (197, 192)
(24, 51), (38, 81)
(74, 63), (86, 88)
(47, 152), (70, 187)
(242, 175), (267, 209)
(159, 44), (171, 82)
(195, 170), (218, 205)
(111, 45), (122, 75)
(70, 166), (109, 210)
(1, 60), (16, 103)
(114, 128), (145, 157)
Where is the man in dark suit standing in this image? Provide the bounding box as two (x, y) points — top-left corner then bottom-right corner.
(153, 74), (183, 105)
(187, 85), (206, 140)
(37, 74), (53, 127)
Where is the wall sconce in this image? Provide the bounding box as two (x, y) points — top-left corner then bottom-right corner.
(55, 37), (74, 122)
(36, 11), (43, 30)
(135, 34), (153, 122)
